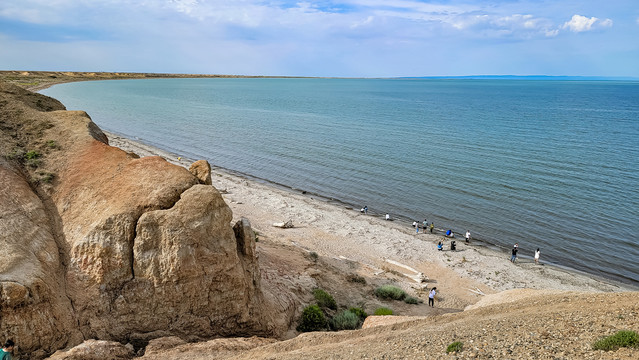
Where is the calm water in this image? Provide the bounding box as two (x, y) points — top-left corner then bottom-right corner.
(42, 78), (639, 285)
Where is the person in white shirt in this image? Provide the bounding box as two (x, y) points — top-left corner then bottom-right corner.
(465, 230), (471, 243)
(534, 248), (540, 264)
(428, 287), (437, 307)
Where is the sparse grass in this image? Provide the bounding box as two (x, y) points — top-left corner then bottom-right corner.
(46, 140), (60, 149)
(346, 274), (366, 284)
(330, 310), (360, 331)
(313, 288), (337, 310)
(373, 307), (393, 316)
(24, 150), (42, 168)
(38, 172), (54, 184)
(446, 341), (463, 353)
(309, 251), (319, 262)
(296, 305), (327, 332)
(374, 285), (407, 301)
(592, 330), (639, 351)
(404, 296), (422, 305)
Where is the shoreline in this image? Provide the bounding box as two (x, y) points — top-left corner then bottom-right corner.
(103, 128), (639, 289)
(24, 77), (636, 295)
(104, 130), (638, 308)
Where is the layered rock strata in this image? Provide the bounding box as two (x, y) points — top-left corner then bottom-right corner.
(0, 83), (280, 358)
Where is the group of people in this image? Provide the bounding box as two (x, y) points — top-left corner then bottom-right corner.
(412, 219), (434, 233)
(510, 243), (541, 264)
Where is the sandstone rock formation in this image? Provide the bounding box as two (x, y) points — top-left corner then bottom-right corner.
(189, 159), (212, 185)
(0, 83), (286, 358)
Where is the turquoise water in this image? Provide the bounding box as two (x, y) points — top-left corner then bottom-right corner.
(42, 78), (639, 285)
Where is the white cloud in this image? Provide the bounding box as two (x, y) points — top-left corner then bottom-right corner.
(562, 14), (613, 32)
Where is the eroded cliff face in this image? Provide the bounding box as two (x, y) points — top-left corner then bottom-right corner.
(0, 83), (280, 358)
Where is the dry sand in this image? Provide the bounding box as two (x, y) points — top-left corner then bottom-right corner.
(105, 131), (635, 310)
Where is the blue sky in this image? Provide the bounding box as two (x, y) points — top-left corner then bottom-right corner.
(1, 0), (638, 77)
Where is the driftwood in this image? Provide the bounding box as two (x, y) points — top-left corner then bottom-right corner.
(272, 220), (294, 228)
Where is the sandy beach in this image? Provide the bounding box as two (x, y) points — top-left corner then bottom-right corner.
(104, 130), (636, 311)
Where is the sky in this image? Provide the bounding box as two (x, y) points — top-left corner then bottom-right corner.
(1, 0), (638, 77)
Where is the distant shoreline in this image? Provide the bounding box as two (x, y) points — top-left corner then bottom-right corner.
(2, 70), (637, 93)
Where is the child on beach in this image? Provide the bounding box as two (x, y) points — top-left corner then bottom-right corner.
(430, 223), (434, 233)
(465, 230), (471, 243)
(535, 248), (540, 264)
(437, 241), (443, 251)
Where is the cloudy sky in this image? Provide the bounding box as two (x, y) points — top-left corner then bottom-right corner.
(1, 0), (638, 77)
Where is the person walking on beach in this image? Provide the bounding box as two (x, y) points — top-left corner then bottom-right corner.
(364, 206), (368, 214)
(385, 213), (390, 221)
(423, 219), (428, 231)
(465, 230), (471, 243)
(428, 287), (437, 307)
(534, 248), (540, 264)
(1, 339), (15, 360)
(510, 245), (518, 263)
(430, 222), (434, 233)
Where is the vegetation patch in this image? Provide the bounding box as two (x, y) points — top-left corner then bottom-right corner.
(330, 310), (360, 331)
(296, 305), (327, 332)
(446, 341), (463, 353)
(374, 285), (407, 301)
(346, 273), (366, 284)
(308, 251), (319, 262)
(46, 140), (61, 149)
(373, 307), (393, 316)
(313, 288), (337, 310)
(592, 330), (639, 351)
(348, 307), (368, 321)
(403, 296), (422, 304)
(38, 172), (55, 184)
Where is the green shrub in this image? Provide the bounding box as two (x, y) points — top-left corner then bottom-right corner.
(313, 289), (337, 310)
(404, 296), (422, 304)
(592, 330), (639, 351)
(348, 307), (368, 321)
(296, 305), (327, 332)
(374, 285), (407, 301)
(25, 150), (41, 160)
(330, 310), (360, 331)
(373, 307), (393, 316)
(446, 341), (463, 353)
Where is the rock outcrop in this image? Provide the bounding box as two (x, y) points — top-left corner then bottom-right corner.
(189, 159), (212, 185)
(0, 83), (283, 358)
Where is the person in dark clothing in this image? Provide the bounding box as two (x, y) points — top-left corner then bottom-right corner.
(510, 246), (518, 262)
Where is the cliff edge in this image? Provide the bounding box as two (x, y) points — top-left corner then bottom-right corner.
(0, 82), (287, 358)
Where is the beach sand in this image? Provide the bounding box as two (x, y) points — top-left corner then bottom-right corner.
(105, 131), (635, 310)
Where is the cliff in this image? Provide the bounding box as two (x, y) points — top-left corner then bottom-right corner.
(0, 83), (287, 358)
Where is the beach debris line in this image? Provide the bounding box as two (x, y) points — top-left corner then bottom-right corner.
(272, 220), (294, 228)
